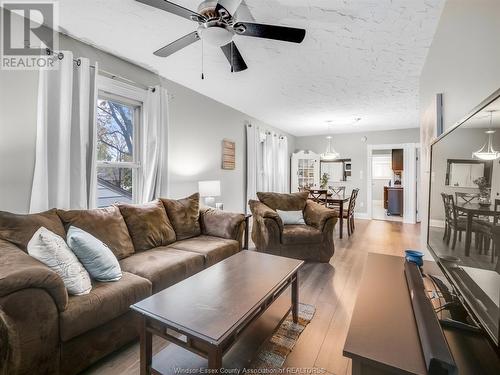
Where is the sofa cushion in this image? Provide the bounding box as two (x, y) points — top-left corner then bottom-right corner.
(60, 272), (151, 342)
(169, 235), (240, 267)
(27, 227), (92, 296)
(119, 248), (204, 293)
(66, 226), (122, 282)
(161, 193), (201, 240)
(118, 200), (176, 251)
(0, 209), (65, 251)
(281, 225), (322, 245)
(57, 206), (134, 260)
(257, 192), (309, 211)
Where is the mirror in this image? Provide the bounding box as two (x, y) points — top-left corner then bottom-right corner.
(445, 159), (492, 187)
(320, 159), (351, 183)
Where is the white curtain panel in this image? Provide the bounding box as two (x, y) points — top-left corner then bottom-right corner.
(246, 124), (289, 210)
(140, 85), (168, 203)
(277, 136), (288, 193)
(246, 124), (258, 210)
(30, 52), (97, 212)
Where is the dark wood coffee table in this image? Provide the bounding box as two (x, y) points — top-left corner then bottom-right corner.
(131, 251), (303, 374)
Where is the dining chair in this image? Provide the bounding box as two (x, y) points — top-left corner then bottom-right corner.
(443, 194), (483, 251)
(455, 192), (480, 205)
(335, 188), (359, 237)
(308, 189), (328, 206)
(475, 198), (500, 262)
(329, 186), (346, 195)
(441, 193), (451, 241)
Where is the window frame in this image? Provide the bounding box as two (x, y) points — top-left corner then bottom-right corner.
(94, 75), (147, 207)
(371, 154), (393, 180)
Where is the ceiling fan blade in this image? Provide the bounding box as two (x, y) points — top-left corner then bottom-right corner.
(221, 42), (248, 72)
(234, 22), (306, 43)
(154, 32), (200, 57)
(136, 0), (205, 22)
(215, 0), (242, 17)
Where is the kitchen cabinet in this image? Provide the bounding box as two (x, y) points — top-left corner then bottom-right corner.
(384, 186), (403, 216)
(392, 149), (404, 171)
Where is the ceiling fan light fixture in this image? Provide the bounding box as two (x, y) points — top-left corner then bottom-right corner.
(197, 25), (234, 46)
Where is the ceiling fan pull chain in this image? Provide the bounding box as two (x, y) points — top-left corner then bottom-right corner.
(201, 38), (205, 80)
(231, 42), (234, 73)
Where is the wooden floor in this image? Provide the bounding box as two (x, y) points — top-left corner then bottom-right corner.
(84, 219), (420, 375)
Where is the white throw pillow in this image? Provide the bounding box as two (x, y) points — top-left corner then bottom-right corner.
(276, 210), (306, 225)
(28, 227), (92, 295)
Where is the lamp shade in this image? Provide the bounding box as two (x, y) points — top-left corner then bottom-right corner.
(198, 180), (221, 197)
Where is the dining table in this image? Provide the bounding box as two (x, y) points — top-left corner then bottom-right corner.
(308, 189), (351, 239)
(455, 202), (500, 256)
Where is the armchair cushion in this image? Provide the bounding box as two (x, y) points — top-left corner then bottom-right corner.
(199, 207), (245, 240)
(304, 200), (338, 231)
(0, 208), (66, 252)
(118, 200), (176, 251)
(257, 192), (309, 211)
(282, 225), (322, 245)
(161, 193), (201, 240)
(57, 206), (134, 260)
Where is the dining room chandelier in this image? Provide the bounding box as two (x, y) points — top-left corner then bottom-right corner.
(321, 135), (340, 160)
(472, 111), (500, 160)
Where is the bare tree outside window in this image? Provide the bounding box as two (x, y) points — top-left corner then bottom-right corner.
(96, 98), (138, 207)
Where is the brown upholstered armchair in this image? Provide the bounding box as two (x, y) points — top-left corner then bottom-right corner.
(249, 192), (337, 262)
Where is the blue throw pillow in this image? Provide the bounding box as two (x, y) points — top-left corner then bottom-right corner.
(67, 226), (122, 282)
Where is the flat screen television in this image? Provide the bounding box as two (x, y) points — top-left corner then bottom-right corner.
(427, 88), (500, 350)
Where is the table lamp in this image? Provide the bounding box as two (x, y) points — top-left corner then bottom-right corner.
(198, 180), (221, 208)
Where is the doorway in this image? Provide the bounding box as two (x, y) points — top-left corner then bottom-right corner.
(370, 148), (403, 222)
(367, 143), (420, 224)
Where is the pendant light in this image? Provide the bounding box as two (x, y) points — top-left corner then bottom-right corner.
(321, 123), (340, 160)
(472, 111), (499, 160)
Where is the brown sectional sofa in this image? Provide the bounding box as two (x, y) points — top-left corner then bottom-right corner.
(0, 194), (245, 375)
(249, 192), (337, 263)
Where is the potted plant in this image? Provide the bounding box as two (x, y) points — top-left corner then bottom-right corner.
(473, 177), (491, 206)
(320, 173), (329, 189)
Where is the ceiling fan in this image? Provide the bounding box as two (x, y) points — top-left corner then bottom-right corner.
(136, 0), (306, 72)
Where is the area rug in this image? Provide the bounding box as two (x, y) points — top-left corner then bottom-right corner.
(250, 303), (316, 368)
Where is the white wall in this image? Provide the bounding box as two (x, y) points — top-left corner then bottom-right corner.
(419, 0), (500, 248)
(294, 128), (420, 215)
(0, 32), (294, 214)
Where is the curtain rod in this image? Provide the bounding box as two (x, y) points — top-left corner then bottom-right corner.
(45, 48), (155, 91)
(247, 123), (287, 139)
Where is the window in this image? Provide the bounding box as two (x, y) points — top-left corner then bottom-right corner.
(95, 77), (146, 208)
(372, 154), (393, 180)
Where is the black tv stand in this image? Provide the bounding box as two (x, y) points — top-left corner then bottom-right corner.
(343, 253), (500, 375)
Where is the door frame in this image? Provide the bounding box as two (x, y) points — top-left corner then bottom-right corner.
(366, 143), (420, 224)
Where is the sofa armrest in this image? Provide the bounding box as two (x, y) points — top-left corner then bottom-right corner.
(199, 207), (245, 241)
(248, 200), (283, 230)
(0, 239), (68, 312)
(304, 200), (338, 231)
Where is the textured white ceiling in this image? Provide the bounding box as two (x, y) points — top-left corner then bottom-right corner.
(57, 0), (445, 136)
